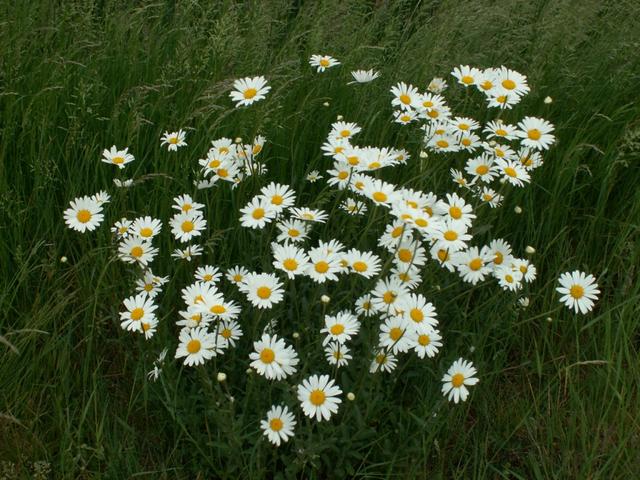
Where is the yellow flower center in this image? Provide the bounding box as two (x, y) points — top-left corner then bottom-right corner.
(130, 307), (144, 321)
(252, 208), (265, 220)
(288, 228), (300, 237)
(256, 286), (272, 299)
(320, 58), (330, 67)
(376, 353), (387, 365)
(502, 79), (516, 90)
(504, 167), (517, 178)
(461, 138), (472, 146)
(418, 334), (430, 346)
(415, 218), (428, 228)
(480, 80), (493, 90)
(210, 305), (226, 314)
(400, 115), (410, 122)
(570, 285), (584, 299)
(389, 327), (403, 341)
(458, 123), (469, 131)
(309, 389), (326, 406)
(436, 139), (449, 148)
(391, 226), (404, 238)
(169, 137), (179, 145)
(505, 274), (514, 283)
(283, 259), (298, 271)
(330, 324), (345, 335)
(461, 75), (474, 84)
(181, 221), (194, 233)
(260, 348), (275, 363)
(427, 109), (439, 118)
(209, 159), (221, 169)
(269, 418), (284, 431)
(252, 144), (262, 155)
(217, 168), (228, 178)
(383, 291), (395, 304)
(494, 252), (504, 265)
(112, 156), (124, 164)
(495, 128), (507, 136)
(410, 308), (424, 322)
(203, 274), (213, 282)
(187, 339), (201, 354)
(130, 246), (143, 258)
(397, 248), (413, 263)
(449, 206), (462, 219)
(368, 161), (381, 169)
(243, 88), (257, 99)
(399, 94), (411, 105)
(271, 195), (283, 205)
(142, 322), (151, 331)
(528, 129), (541, 141)
(338, 171), (349, 180)
(340, 129), (350, 137)
(221, 328), (232, 339)
(469, 258), (483, 271)
(315, 261), (329, 273)
(475, 165), (489, 175)
(444, 230), (458, 241)
(353, 261), (368, 272)
(373, 191), (388, 203)
(76, 210), (92, 223)
(451, 373), (465, 387)
(437, 249), (448, 262)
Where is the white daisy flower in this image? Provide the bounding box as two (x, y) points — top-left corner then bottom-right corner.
(324, 342), (352, 367)
(410, 327), (442, 359)
(344, 249), (381, 279)
(320, 311), (361, 345)
(271, 243), (310, 279)
(249, 333), (299, 380)
(370, 350), (397, 373)
(226, 266), (249, 285)
(390, 82), (422, 110)
(260, 405), (296, 446)
(217, 319), (243, 347)
(259, 182), (296, 213)
(229, 76), (271, 107)
(170, 211), (207, 243)
(396, 293), (438, 331)
(171, 244), (203, 261)
(516, 116), (556, 150)
(160, 129), (187, 151)
(305, 246), (342, 283)
(175, 327), (224, 366)
(496, 159), (531, 187)
(427, 77), (447, 93)
(195, 265), (223, 284)
(355, 294), (378, 317)
(240, 196), (277, 229)
(130, 216), (162, 240)
(309, 54), (340, 72)
(451, 65), (482, 87)
(556, 270), (600, 314)
(101, 145), (134, 169)
(452, 246), (494, 285)
(441, 358), (479, 404)
(172, 194), (205, 214)
(276, 219), (309, 244)
(379, 316), (412, 354)
(290, 207), (328, 223)
(495, 266), (524, 291)
(297, 374), (342, 421)
(240, 273), (284, 309)
(306, 170), (323, 182)
(120, 293), (157, 333)
(340, 198), (368, 216)
(63, 196), (104, 233)
(118, 237), (158, 266)
(349, 69), (380, 84)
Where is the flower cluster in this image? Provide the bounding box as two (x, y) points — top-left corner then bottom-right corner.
(61, 58), (600, 449)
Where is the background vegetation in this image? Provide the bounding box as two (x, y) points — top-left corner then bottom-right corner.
(1, 0), (639, 478)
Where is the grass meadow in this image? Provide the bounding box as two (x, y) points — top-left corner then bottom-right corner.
(1, 0), (640, 478)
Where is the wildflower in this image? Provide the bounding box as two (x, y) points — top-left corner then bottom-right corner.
(390, 82), (422, 110)
(397, 293), (438, 331)
(427, 77), (447, 93)
(297, 374), (342, 421)
(101, 145), (134, 169)
(229, 76), (271, 107)
(452, 246), (493, 285)
(516, 117), (556, 150)
(309, 54), (340, 72)
(320, 311), (361, 345)
(556, 271), (600, 314)
(111, 218), (132, 239)
(379, 316), (412, 354)
(344, 249), (381, 279)
(172, 194), (204, 214)
(249, 333), (299, 380)
(118, 237), (158, 266)
(120, 293), (157, 333)
(241, 273), (284, 309)
(324, 342), (352, 367)
(175, 327), (224, 366)
(451, 65), (481, 87)
(131, 216), (162, 239)
(442, 358), (479, 403)
(306, 170), (322, 182)
(370, 350), (397, 373)
(240, 196), (277, 229)
(260, 405), (296, 446)
(276, 219), (309, 244)
(160, 129), (187, 151)
(349, 69), (380, 84)
(271, 243), (310, 279)
(195, 265), (222, 284)
(410, 327), (442, 359)
(259, 183), (296, 213)
(170, 212), (207, 243)
(63, 196), (104, 233)
(217, 319), (243, 347)
(226, 266), (249, 285)
(171, 245), (203, 261)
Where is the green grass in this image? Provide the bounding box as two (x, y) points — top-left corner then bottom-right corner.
(1, 0), (640, 478)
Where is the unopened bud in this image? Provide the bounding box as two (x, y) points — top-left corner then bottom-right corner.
(544, 96), (553, 104)
(246, 368), (253, 375)
(419, 150), (428, 159)
(336, 115), (344, 121)
(321, 295), (330, 304)
(514, 206), (523, 214)
(234, 137), (242, 144)
(347, 392), (355, 401)
(217, 372), (227, 383)
(60, 256), (68, 263)
(323, 102), (330, 107)
(525, 246), (536, 254)
(546, 317), (553, 323)
(292, 332), (300, 339)
(469, 346), (475, 353)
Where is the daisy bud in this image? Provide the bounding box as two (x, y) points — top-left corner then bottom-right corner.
(60, 256), (68, 263)
(336, 115), (343, 121)
(514, 206), (523, 214)
(519, 297), (530, 308)
(499, 178), (507, 184)
(419, 150), (428, 159)
(321, 295), (331, 304)
(246, 368), (253, 375)
(292, 332), (300, 339)
(217, 372), (227, 383)
(546, 317), (553, 323)
(525, 245), (536, 254)
(234, 137), (242, 144)
(469, 346), (475, 353)
(229, 396), (235, 403)
(347, 392), (356, 401)
(488, 140), (496, 147)
(544, 96), (553, 104)
(323, 101), (330, 107)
